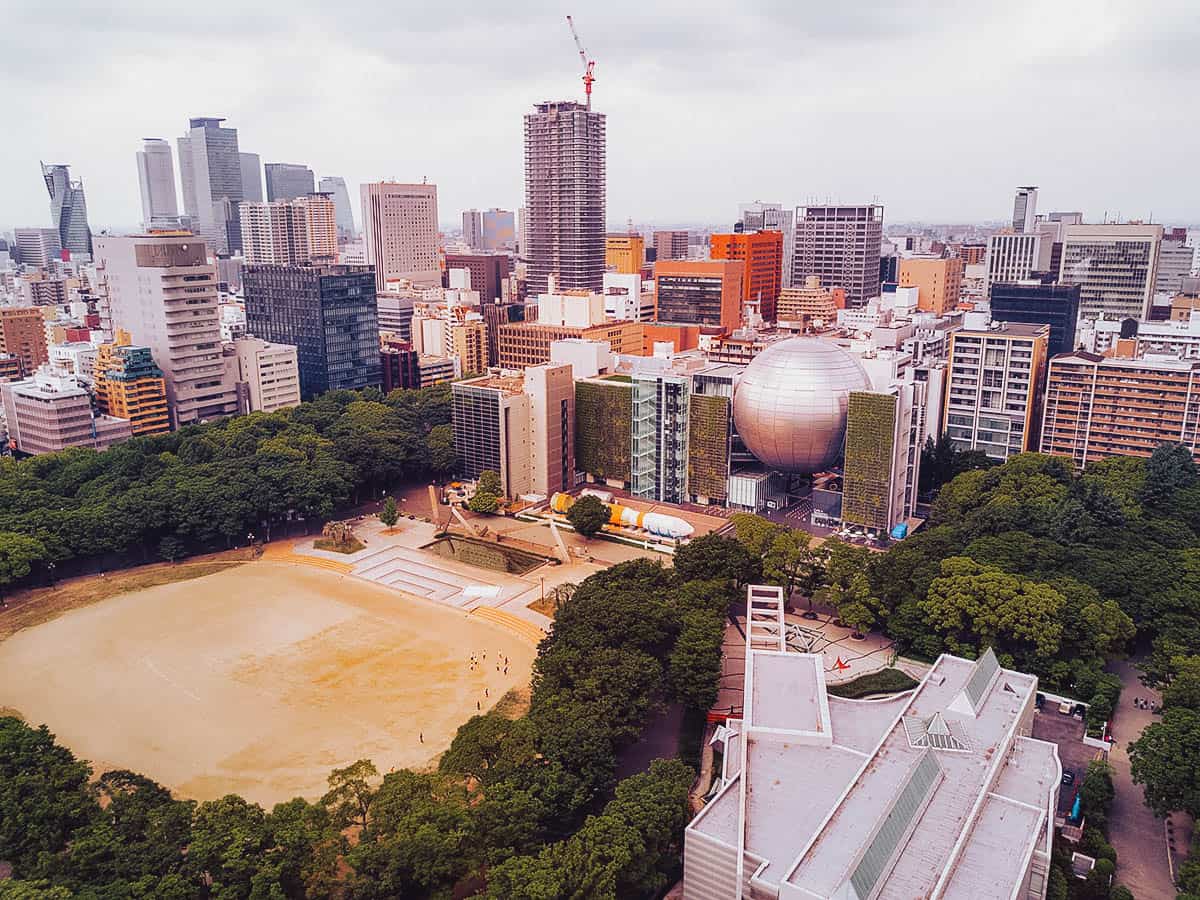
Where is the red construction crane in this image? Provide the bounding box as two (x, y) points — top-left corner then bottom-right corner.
(566, 15), (596, 108)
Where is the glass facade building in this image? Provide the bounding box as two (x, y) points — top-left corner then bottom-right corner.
(989, 281), (1081, 356)
(631, 373), (689, 504)
(243, 264), (381, 398)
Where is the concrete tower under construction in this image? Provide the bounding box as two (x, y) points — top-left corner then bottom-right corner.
(523, 101), (606, 295)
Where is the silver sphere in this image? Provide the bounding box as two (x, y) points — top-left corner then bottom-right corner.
(733, 337), (872, 473)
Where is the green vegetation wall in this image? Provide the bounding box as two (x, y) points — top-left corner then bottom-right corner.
(575, 380), (633, 484)
(687, 394), (730, 502)
(842, 391), (896, 529)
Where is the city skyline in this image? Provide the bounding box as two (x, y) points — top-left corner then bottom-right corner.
(2, 1), (1199, 233)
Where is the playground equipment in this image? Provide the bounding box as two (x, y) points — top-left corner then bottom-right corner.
(550, 492), (694, 539)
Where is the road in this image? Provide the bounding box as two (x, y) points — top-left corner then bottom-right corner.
(1107, 659), (1176, 899)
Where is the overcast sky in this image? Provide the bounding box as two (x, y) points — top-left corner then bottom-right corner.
(2, 0), (1197, 233)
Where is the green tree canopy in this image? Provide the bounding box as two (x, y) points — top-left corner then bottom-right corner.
(566, 495), (610, 538)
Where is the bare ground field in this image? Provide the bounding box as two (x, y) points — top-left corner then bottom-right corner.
(0, 561), (535, 806)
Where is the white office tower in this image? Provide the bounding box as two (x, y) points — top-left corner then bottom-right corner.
(738, 201), (795, 287)
(1059, 223), (1163, 319)
(135, 138), (181, 229)
(177, 117), (247, 255)
(95, 234), (239, 427)
(1012, 186), (1038, 232)
(360, 182), (440, 291)
(318, 176), (356, 239)
(984, 232), (1041, 298)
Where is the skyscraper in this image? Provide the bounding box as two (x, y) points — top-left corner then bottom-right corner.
(462, 209), (483, 248)
(265, 163), (316, 201)
(240, 153), (263, 202)
(135, 138), (181, 229)
(737, 202), (795, 287)
(13, 227), (61, 268)
(791, 205), (883, 306)
(95, 234), (240, 427)
(1059, 223), (1163, 320)
(1012, 186), (1038, 232)
(318, 176), (356, 238)
(360, 182), (440, 291)
(40, 162), (92, 256)
(524, 100), (606, 295)
(710, 231), (784, 321)
(177, 117), (247, 255)
(243, 264), (382, 397)
(482, 208), (516, 250)
(984, 232), (1041, 298)
(239, 195), (337, 265)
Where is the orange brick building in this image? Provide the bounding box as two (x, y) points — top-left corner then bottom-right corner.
(641, 322), (700, 355)
(0, 307), (49, 375)
(653, 259), (744, 332)
(898, 257), (963, 316)
(710, 231), (783, 321)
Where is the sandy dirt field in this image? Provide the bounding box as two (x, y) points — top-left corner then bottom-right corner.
(0, 561), (535, 806)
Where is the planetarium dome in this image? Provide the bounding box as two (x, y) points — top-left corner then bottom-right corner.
(732, 337), (872, 473)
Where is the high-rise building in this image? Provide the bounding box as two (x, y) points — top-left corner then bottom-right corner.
(239, 194), (338, 265)
(243, 263), (381, 398)
(177, 117), (247, 255)
(653, 230), (690, 262)
(482, 208), (516, 251)
(710, 231), (784, 321)
(1157, 234), (1195, 296)
(380, 340), (421, 392)
(377, 291), (415, 341)
(240, 153), (263, 202)
(40, 163), (92, 257)
(524, 100), (606, 295)
(1, 372), (131, 455)
(631, 372), (690, 504)
(989, 280), (1081, 356)
(683, 632), (1059, 900)
(13, 227), (61, 268)
(841, 383), (923, 533)
(318, 176), (356, 238)
(360, 182), (440, 290)
(135, 138), (181, 229)
(95, 233), (240, 427)
(737, 202), (795, 287)
(1012, 185), (1038, 232)
(92, 330), (170, 436)
(1041, 352), (1200, 468)
(605, 234), (646, 274)
(0, 307), (49, 374)
(264, 163), (316, 201)
(898, 257), (963, 316)
(228, 336), (301, 413)
(451, 365), (575, 498)
(1058, 223), (1163, 320)
(791, 205), (883, 306)
(654, 260), (745, 331)
(984, 232), (1041, 298)
(943, 322), (1049, 460)
(444, 252), (513, 303)
(462, 209), (483, 249)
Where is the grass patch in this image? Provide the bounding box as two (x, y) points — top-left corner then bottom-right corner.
(827, 668), (918, 699)
(492, 686), (531, 719)
(0, 556), (248, 643)
(313, 537), (366, 554)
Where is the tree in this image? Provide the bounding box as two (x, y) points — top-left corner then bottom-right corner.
(426, 424), (457, 476)
(0, 531), (46, 588)
(321, 759), (379, 832)
(185, 794), (271, 898)
(1140, 442), (1198, 508)
(0, 717), (96, 876)
(469, 490), (500, 515)
(477, 469), (502, 496)
(156, 535), (185, 563)
(919, 557), (1065, 663)
(668, 609), (726, 711)
(378, 496), (399, 530)
(728, 513), (782, 558)
(833, 573), (877, 637)
(763, 530), (819, 608)
(1129, 707), (1200, 817)
(673, 534), (760, 587)
(566, 495), (609, 538)
(1163, 655), (1200, 711)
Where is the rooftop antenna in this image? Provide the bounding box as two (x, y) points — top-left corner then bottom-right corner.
(566, 15), (596, 109)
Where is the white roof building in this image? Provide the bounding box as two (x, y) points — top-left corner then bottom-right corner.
(684, 585), (1061, 900)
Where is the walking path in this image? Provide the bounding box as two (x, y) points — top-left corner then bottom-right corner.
(1107, 659), (1176, 899)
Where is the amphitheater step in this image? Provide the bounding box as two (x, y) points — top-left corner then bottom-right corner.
(469, 606), (547, 645)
